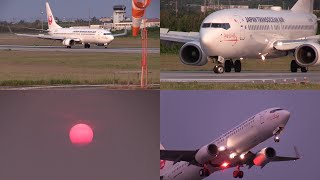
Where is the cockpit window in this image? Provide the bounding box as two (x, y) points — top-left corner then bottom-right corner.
(202, 23), (231, 30)
(103, 33), (112, 35)
(202, 23), (211, 28)
(270, 108), (283, 113)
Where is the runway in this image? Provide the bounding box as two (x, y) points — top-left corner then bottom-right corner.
(161, 71), (320, 83)
(0, 45), (159, 54)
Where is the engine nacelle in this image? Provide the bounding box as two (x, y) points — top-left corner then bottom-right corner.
(62, 39), (75, 46)
(195, 144), (218, 164)
(253, 147), (276, 166)
(295, 42), (320, 67)
(179, 41), (208, 66)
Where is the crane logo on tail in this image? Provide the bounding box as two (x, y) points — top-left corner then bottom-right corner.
(48, 16), (53, 25)
(160, 160), (166, 169)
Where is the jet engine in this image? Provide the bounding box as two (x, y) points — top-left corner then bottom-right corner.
(179, 41), (208, 66)
(295, 42), (320, 67)
(195, 144), (218, 164)
(253, 147), (276, 166)
(62, 39), (75, 46)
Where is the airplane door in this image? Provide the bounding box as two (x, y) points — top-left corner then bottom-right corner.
(233, 16), (245, 40)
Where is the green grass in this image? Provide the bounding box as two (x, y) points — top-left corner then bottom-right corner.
(161, 82), (320, 90)
(0, 50), (159, 86)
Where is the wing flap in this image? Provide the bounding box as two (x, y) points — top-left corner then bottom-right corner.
(160, 150), (197, 164)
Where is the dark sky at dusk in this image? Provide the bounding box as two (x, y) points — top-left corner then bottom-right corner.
(0, 0), (160, 21)
(0, 90), (159, 180)
(161, 91), (320, 179)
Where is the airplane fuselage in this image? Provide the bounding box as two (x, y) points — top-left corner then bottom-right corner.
(48, 28), (114, 45)
(162, 108), (290, 180)
(200, 9), (318, 59)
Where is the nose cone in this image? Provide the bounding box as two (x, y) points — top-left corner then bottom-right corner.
(110, 35), (114, 42)
(200, 28), (216, 56)
(280, 110), (290, 125)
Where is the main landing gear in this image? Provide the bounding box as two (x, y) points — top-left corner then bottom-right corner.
(233, 166), (244, 179)
(84, 43), (91, 48)
(212, 59), (242, 74)
(66, 46), (71, 48)
(290, 60), (308, 73)
(199, 164), (210, 177)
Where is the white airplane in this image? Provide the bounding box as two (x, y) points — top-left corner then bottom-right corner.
(160, 108), (300, 179)
(16, 2), (127, 48)
(160, 0), (320, 73)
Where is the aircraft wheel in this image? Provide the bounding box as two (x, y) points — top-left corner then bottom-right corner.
(301, 66), (308, 73)
(234, 60), (241, 72)
(274, 136), (280, 143)
(225, 60), (232, 72)
(213, 65), (224, 73)
(290, 60), (298, 72)
(238, 171), (244, 178)
(233, 171), (239, 178)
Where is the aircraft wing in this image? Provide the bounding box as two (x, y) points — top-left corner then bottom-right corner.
(160, 149), (198, 165)
(273, 35), (320, 51)
(271, 146), (300, 162)
(242, 147), (300, 169)
(15, 33), (81, 42)
(113, 29), (127, 37)
(160, 28), (200, 43)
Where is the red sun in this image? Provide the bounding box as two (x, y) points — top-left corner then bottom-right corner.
(69, 123), (94, 146)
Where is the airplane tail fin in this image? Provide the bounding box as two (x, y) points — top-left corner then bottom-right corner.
(46, 2), (62, 30)
(160, 144), (173, 177)
(291, 0), (314, 13)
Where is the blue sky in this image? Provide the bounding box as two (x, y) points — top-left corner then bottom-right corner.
(161, 91), (320, 179)
(0, 0), (160, 22)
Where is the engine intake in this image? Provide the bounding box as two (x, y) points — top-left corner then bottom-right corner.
(62, 39), (75, 46)
(253, 147), (276, 166)
(195, 144), (218, 164)
(179, 41), (208, 66)
(295, 42), (320, 66)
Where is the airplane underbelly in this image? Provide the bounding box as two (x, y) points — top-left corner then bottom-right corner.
(164, 166), (203, 180)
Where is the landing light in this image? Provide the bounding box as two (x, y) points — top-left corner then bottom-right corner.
(229, 153), (237, 159)
(275, 136), (280, 140)
(240, 154), (245, 159)
(277, 42), (283, 46)
(221, 162), (229, 168)
(219, 146), (226, 151)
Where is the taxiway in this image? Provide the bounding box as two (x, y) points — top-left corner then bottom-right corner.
(161, 71), (320, 83)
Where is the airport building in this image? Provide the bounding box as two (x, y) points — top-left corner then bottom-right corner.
(102, 5), (160, 31)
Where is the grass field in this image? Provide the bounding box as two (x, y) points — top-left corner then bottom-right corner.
(161, 82), (320, 90)
(161, 54), (320, 72)
(0, 50), (159, 86)
(0, 33), (160, 48)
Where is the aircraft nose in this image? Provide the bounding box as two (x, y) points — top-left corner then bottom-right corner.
(200, 30), (212, 53)
(110, 36), (114, 41)
(281, 110), (290, 124)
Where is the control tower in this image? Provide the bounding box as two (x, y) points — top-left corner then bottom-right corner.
(113, 5), (126, 23)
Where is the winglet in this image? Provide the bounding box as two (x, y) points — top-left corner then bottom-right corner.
(293, 146), (301, 159)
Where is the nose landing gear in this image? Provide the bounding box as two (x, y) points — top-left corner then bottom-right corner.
(274, 135), (280, 143)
